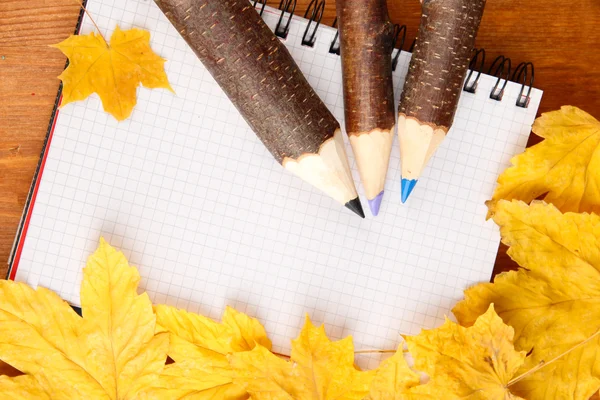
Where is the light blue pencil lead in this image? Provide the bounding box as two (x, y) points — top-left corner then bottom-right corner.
(401, 178), (418, 203)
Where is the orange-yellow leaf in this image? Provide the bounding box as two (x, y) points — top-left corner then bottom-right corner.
(487, 106), (600, 217)
(81, 238), (169, 398)
(142, 305), (271, 398)
(0, 238), (168, 399)
(405, 305), (526, 400)
(0, 375), (50, 400)
(230, 317), (375, 400)
(365, 346), (420, 400)
(52, 27), (172, 121)
(454, 200), (600, 400)
(137, 358), (241, 400)
(229, 345), (301, 400)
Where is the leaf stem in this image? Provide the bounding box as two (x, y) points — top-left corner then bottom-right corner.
(354, 349), (400, 355)
(507, 328), (600, 387)
(271, 348), (401, 359)
(71, 0), (106, 43)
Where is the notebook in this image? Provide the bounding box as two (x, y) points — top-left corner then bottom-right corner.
(9, 0), (542, 368)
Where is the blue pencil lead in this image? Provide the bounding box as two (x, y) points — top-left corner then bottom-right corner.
(401, 178), (418, 203)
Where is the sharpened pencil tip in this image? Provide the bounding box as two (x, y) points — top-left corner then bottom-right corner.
(368, 191), (384, 216)
(401, 179), (418, 203)
(345, 197), (365, 218)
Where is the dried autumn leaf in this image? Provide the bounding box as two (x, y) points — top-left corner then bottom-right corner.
(52, 27), (173, 121)
(454, 200), (600, 400)
(0, 375), (49, 400)
(140, 305), (271, 399)
(230, 317), (375, 400)
(0, 238), (168, 399)
(156, 305), (271, 358)
(486, 106), (600, 217)
(229, 345), (300, 400)
(365, 346), (420, 400)
(405, 305), (526, 400)
(138, 358), (238, 400)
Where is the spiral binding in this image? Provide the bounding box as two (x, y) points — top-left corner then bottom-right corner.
(253, 3), (536, 108)
(302, 0), (325, 47)
(253, 0), (266, 16)
(464, 48), (485, 93)
(391, 24), (407, 71)
(275, 0), (297, 39)
(512, 62), (534, 108)
(460, 51), (535, 108)
(408, 38), (416, 53)
(488, 55), (512, 101)
(328, 17), (341, 55)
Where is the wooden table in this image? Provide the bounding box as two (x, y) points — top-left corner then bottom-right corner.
(1, 0), (600, 396)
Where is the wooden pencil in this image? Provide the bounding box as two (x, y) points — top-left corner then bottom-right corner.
(337, 0), (396, 216)
(154, 0), (364, 218)
(398, 0), (486, 202)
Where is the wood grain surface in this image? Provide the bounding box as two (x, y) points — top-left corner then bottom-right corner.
(1, 0), (600, 396)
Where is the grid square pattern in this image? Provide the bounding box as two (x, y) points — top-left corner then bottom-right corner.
(15, 1), (542, 369)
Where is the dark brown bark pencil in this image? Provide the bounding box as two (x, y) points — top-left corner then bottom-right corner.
(337, 0), (396, 216)
(397, 0), (486, 203)
(153, 0), (364, 217)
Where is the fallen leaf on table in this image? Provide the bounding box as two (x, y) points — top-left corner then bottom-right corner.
(454, 200), (600, 400)
(0, 238), (168, 399)
(138, 357), (239, 400)
(229, 345), (300, 400)
(405, 305), (526, 400)
(155, 304), (272, 359)
(52, 26), (173, 121)
(141, 305), (271, 399)
(365, 346), (420, 400)
(486, 106), (600, 217)
(0, 375), (49, 400)
(230, 316), (375, 400)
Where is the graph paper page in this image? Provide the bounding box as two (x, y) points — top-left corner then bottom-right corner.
(14, 1), (542, 367)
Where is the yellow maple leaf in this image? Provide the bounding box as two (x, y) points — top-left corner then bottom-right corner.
(230, 345), (301, 399)
(454, 200), (600, 400)
(405, 305), (526, 400)
(486, 106), (600, 217)
(0, 375), (49, 400)
(230, 316), (375, 400)
(365, 346), (420, 400)
(140, 305), (271, 399)
(0, 238), (168, 399)
(52, 26), (173, 121)
(138, 358), (239, 400)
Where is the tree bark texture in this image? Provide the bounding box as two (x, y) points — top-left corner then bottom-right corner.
(398, 0), (486, 130)
(337, 0), (396, 136)
(153, 0), (339, 164)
